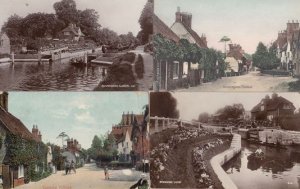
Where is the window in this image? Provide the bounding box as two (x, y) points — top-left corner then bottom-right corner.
(64, 31), (70, 36)
(18, 165), (24, 178)
(126, 142), (128, 148)
(260, 105), (264, 111)
(283, 104), (291, 109)
(173, 61), (179, 79)
(122, 142), (124, 147)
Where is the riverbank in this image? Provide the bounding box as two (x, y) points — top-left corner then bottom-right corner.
(150, 127), (233, 188)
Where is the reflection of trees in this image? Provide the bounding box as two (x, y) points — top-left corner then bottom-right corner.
(223, 153), (241, 173)
(247, 151), (295, 174)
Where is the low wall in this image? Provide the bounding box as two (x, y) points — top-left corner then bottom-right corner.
(210, 134), (241, 189)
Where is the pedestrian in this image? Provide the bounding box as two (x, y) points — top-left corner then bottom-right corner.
(104, 166), (109, 180)
(70, 160), (76, 174)
(65, 160), (70, 175)
(130, 174), (149, 189)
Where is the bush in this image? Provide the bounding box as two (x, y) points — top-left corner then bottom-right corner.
(135, 54), (144, 79)
(108, 161), (132, 169)
(261, 70), (290, 76)
(121, 52), (136, 63)
(288, 79), (300, 91)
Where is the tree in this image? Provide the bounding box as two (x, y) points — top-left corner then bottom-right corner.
(53, 0), (79, 25)
(91, 135), (102, 150)
(56, 132), (69, 148)
(138, 0), (153, 44)
(219, 36), (231, 56)
(252, 42), (280, 70)
(78, 9), (101, 38)
(150, 92), (179, 118)
(198, 112), (210, 123)
(1, 14), (23, 38)
(215, 103), (245, 121)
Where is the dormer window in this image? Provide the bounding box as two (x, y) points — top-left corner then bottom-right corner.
(261, 105), (264, 111)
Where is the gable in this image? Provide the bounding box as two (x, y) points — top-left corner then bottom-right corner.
(171, 22), (197, 44)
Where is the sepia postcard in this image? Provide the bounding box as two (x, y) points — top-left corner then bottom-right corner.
(0, 0), (153, 91)
(149, 92), (300, 189)
(153, 0), (300, 92)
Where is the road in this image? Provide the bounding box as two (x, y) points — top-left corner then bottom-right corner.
(15, 163), (148, 189)
(130, 46), (153, 91)
(177, 71), (297, 92)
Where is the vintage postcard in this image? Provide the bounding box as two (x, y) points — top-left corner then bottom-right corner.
(153, 0), (300, 92)
(0, 0), (153, 91)
(149, 92), (300, 189)
(0, 91), (149, 189)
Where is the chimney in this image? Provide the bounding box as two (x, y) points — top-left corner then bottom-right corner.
(0, 92), (8, 111)
(181, 13), (192, 28)
(176, 7), (181, 22)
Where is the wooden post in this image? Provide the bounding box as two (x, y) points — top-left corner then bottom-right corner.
(155, 117), (159, 133)
(84, 52), (88, 64)
(11, 52), (14, 64)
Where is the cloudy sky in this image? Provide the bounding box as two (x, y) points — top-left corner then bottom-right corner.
(155, 0), (300, 54)
(8, 92), (148, 149)
(0, 0), (146, 35)
(172, 92), (300, 121)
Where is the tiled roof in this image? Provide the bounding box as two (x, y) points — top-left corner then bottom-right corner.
(110, 125), (132, 143)
(0, 107), (34, 140)
(153, 14), (180, 43)
(251, 96), (295, 113)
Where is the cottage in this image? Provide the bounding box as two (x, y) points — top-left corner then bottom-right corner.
(59, 23), (85, 41)
(0, 33), (10, 55)
(111, 125), (133, 162)
(170, 7), (207, 48)
(0, 92), (44, 188)
(226, 44), (247, 74)
(291, 27), (300, 76)
(110, 112), (149, 163)
(275, 21), (299, 71)
(153, 8), (206, 90)
(251, 93), (295, 127)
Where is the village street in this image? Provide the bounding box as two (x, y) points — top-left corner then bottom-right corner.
(15, 163), (147, 189)
(130, 46), (153, 91)
(177, 71), (297, 92)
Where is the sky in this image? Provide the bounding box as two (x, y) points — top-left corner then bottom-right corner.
(8, 92), (148, 149)
(155, 0), (300, 54)
(172, 92), (300, 121)
(0, 0), (147, 35)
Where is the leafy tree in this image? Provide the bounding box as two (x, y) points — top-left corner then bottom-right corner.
(215, 103), (245, 121)
(252, 42), (280, 70)
(78, 9), (101, 38)
(219, 36), (231, 55)
(53, 0), (79, 25)
(21, 13), (64, 39)
(198, 112), (210, 123)
(91, 135), (102, 149)
(1, 14), (23, 38)
(150, 92), (179, 118)
(138, 0), (153, 44)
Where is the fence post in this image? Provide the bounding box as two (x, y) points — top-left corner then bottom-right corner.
(155, 117), (159, 133)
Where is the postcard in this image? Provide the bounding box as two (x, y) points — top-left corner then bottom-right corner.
(0, 0), (153, 91)
(153, 0), (300, 92)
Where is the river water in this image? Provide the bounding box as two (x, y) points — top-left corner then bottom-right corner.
(0, 60), (107, 91)
(223, 141), (300, 189)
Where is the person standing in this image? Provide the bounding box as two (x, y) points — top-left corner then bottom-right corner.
(70, 160), (76, 174)
(104, 166), (109, 180)
(65, 160), (70, 175)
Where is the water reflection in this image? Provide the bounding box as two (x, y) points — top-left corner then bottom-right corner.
(0, 61), (107, 91)
(223, 141), (300, 189)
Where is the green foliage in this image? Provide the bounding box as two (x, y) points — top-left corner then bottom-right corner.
(154, 34), (227, 82)
(87, 133), (117, 162)
(252, 42), (280, 70)
(5, 134), (49, 182)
